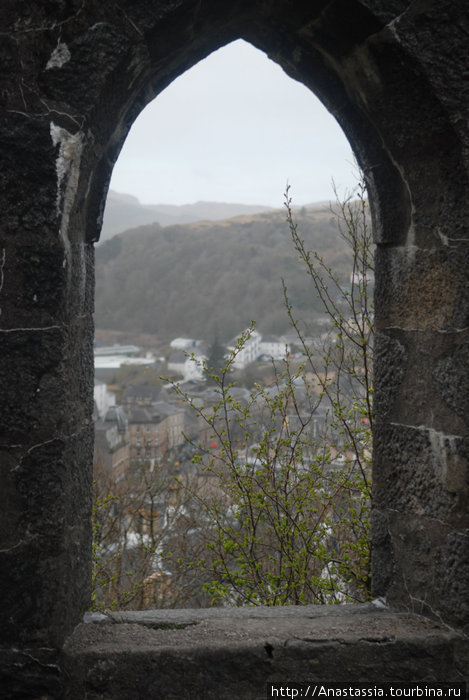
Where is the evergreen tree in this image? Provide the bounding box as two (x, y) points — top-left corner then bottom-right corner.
(204, 337), (227, 383)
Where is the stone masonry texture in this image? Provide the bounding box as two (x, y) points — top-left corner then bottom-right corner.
(0, 1), (468, 697)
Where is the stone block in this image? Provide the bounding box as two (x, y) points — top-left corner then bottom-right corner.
(375, 245), (469, 332)
(0, 427), (93, 646)
(373, 422), (467, 521)
(373, 510), (469, 629)
(60, 606), (469, 699)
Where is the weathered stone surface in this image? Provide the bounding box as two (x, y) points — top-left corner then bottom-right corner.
(370, 509), (394, 597)
(0, 117), (58, 236)
(373, 422), (468, 520)
(372, 329), (468, 436)
(436, 531), (469, 629)
(375, 245), (469, 332)
(373, 331), (407, 419)
(1, 0), (469, 696)
(0, 647), (63, 700)
(0, 320), (94, 446)
(372, 509), (469, 629)
(60, 606), (468, 699)
(0, 328), (66, 445)
(0, 426), (93, 646)
(2, 606), (467, 698)
(432, 342), (469, 426)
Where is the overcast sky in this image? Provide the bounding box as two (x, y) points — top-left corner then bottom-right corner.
(109, 39), (357, 208)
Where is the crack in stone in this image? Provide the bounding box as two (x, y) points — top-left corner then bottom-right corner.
(436, 228), (469, 246)
(385, 0), (428, 46)
(7, 78), (85, 129)
(0, 325), (64, 333)
(0, 534), (39, 554)
(385, 325), (469, 334)
(10, 425), (91, 473)
(116, 4), (144, 36)
(11, 437), (62, 473)
(0, 248), (5, 317)
(137, 621), (198, 631)
(401, 574), (458, 632)
(0, 316), (88, 333)
(388, 422), (463, 441)
(1, 540), (27, 554)
(0, 1), (85, 36)
(385, 505), (464, 531)
(13, 649), (61, 672)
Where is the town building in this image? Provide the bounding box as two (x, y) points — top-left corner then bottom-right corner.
(93, 406), (130, 481)
(227, 329), (261, 369)
(93, 378), (116, 419)
(125, 405), (160, 467)
(258, 334), (290, 360)
(167, 348), (207, 381)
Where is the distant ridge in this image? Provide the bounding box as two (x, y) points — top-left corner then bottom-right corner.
(95, 204), (352, 342)
(100, 190), (273, 242)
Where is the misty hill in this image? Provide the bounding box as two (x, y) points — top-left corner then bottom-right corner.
(100, 190), (273, 241)
(95, 205), (352, 343)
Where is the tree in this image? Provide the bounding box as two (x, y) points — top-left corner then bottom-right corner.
(91, 177), (374, 610)
(203, 337), (227, 384)
(170, 178), (373, 606)
(91, 457), (214, 610)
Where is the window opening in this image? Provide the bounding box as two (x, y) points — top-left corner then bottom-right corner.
(92, 39), (372, 612)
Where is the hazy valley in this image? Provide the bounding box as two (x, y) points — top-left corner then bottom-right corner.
(96, 193), (352, 343)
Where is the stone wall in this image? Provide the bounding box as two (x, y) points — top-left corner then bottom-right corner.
(0, 0), (468, 695)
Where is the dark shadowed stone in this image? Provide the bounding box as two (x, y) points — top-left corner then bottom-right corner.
(375, 245), (469, 332)
(372, 328), (467, 436)
(0, 328), (66, 445)
(436, 531), (469, 628)
(0, 118), (58, 236)
(432, 342), (469, 426)
(378, 512), (469, 629)
(41, 22), (133, 115)
(373, 331), (407, 418)
(370, 508), (394, 597)
(373, 422), (466, 522)
(60, 606), (469, 699)
(1, 2), (469, 696)
(0, 648), (63, 700)
(0, 426), (93, 646)
(0, 241), (68, 328)
(0, 320), (94, 446)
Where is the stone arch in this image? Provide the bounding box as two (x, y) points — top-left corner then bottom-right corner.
(1, 0), (468, 660)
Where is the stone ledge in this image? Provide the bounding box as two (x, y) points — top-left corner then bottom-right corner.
(62, 605), (469, 699)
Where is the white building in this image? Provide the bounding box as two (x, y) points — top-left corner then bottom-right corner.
(228, 329), (261, 370)
(258, 335), (290, 360)
(93, 378), (116, 418)
(94, 344), (140, 356)
(350, 270), (374, 285)
(94, 354), (157, 382)
(167, 348), (206, 381)
(169, 338), (202, 350)
(94, 355), (155, 371)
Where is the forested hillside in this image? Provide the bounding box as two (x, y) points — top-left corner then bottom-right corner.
(94, 205), (352, 342)
(100, 190), (273, 241)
